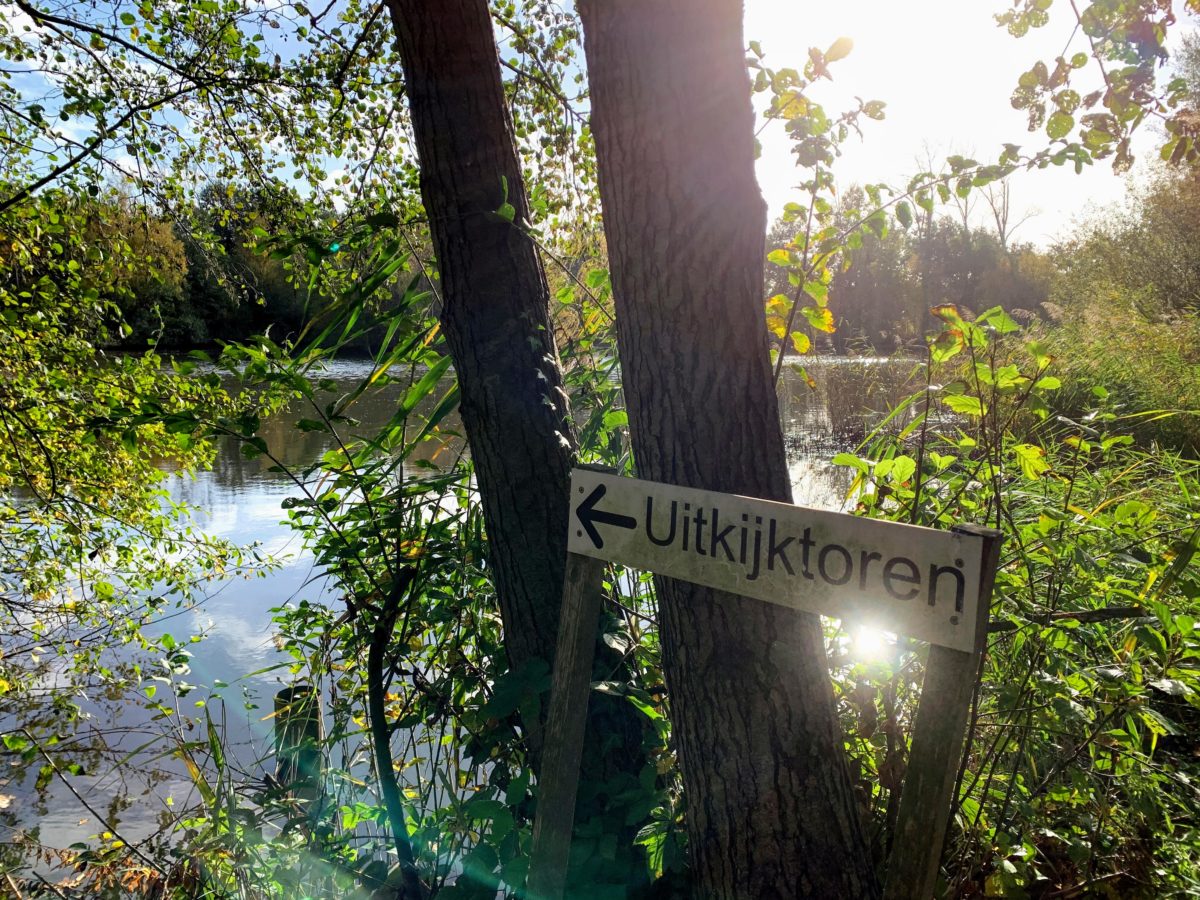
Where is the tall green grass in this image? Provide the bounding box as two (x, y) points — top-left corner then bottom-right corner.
(1040, 302), (1200, 455)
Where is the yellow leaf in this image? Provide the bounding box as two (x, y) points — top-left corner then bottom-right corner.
(825, 36), (854, 62)
(802, 305), (836, 333)
(1139, 569), (1159, 600)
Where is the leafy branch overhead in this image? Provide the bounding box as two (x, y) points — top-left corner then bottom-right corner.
(1002, 0), (1200, 169)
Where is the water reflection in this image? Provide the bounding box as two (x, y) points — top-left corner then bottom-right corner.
(780, 357), (921, 508)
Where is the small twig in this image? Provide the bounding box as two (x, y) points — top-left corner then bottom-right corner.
(30, 872), (69, 900)
(1045, 871), (1132, 899)
(12, 0), (193, 80)
(4, 872), (27, 899)
(1027, 710), (1119, 806)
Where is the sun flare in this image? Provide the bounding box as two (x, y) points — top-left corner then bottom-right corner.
(851, 625), (891, 662)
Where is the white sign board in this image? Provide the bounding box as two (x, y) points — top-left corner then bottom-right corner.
(568, 468), (987, 652)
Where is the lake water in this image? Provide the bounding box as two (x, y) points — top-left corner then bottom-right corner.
(1, 356), (921, 867)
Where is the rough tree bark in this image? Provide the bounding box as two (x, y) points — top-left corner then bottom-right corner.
(576, 2), (880, 897)
(384, 0), (574, 690)
(384, 8), (649, 890)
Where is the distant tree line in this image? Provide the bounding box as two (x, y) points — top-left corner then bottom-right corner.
(2, 178), (1059, 362)
(767, 186), (1053, 356)
(129, 183), (312, 349)
(1041, 163), (1200, 450)
(1, 183), (407, 353)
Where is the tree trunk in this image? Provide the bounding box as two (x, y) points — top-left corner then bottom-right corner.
(576, 2), (879, 897)
(384, 0), (574, 691)
(384, 6), (650, 891)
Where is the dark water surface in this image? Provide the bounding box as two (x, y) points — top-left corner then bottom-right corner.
(2, 356), (920, 858)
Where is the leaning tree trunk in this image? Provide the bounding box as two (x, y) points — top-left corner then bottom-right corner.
(384, 7), (649, 889)
(383, 0), (573, 698)
(576, 2), (880, 897)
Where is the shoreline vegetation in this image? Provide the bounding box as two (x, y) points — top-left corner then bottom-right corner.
(93, 165), (1200, 454)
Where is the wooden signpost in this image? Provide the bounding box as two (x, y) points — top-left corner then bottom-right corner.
(527, 467), (1001, 899)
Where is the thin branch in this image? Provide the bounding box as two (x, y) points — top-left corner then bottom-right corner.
(25, 729), (168, 878)
(0, 76), (266, 214)
(988, 605), (1150, 634)
(13, 0), (194, 81)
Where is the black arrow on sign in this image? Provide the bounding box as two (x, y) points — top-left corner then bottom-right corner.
(575, 483), (637, 550)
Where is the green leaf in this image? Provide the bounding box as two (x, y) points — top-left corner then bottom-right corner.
(889, 455), (916, 484)
(802, 280), (828, 304)
(624, 692), (663, 722)
(943, 394), (985, 416)
(1027, 339), (1052, 369)
(896, 201), (913, 229)
(801, 305), (835, 333)
(832, 452), (869, 473)
(398, 355), (454, 418)
(1046, 110), (1074, 140)
(976, 306), (1020, 334)
(602, 409), (628, 429)
(585, 267), (609, 290)
(1012, 443), (1049, 479)
(1135, 626), (1169, 662)
(924, 452), (953, 471)
(1150, 678), (1191, 698)
(791, 364), (817, 389)
(365, 210), (399, 230)
(863, 100), (886, 120)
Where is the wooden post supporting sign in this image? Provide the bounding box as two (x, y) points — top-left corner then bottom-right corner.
(524, 550), (606, 900)
(527, 469), (1001, 899)
(884, 524), (1002, 900)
